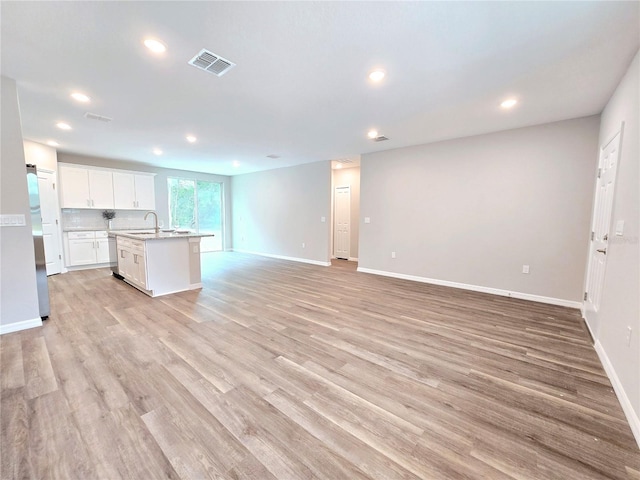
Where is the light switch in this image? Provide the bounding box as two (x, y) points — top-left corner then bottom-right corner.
(320, 216), (326, 223)
(364, 217), (371, 224)
(0, 214), (26, 227)
(615, 220), (624, 236)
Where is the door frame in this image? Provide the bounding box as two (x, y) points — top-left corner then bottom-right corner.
(583, 123), (623, 339)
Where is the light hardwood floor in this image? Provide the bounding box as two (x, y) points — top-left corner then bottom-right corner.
(1, 252), (639, 479)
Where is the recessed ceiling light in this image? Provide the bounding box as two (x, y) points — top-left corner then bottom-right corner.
(144, 38), (166, 53)
(233, 160), (240, 168)
(47, 140), (60, 147)
(70, 92), (90, 103)
(153, 148), (163, 155)
(186, 135), (197, 143)
(367, 129), (378, 139)
(56, 122), (71, 130)
(501, 98), (518, 109)
(369, 70), (385, 82)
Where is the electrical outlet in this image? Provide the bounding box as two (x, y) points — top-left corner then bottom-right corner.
(627, 327), (632, 346)
(302, 242), (305, 248)
(522, 265), (530, 274)
(320, 216), (326, 223)
(364, 217), (371, 224)
(391, 251), (396, 259)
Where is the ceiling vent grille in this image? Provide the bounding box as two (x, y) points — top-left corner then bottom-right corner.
(188, 49), (235, 77)
(84, 112), (113, 123)
(337, 158), (354, 164)
(266, 154), (281, 159)
(373, 135), (389, 142)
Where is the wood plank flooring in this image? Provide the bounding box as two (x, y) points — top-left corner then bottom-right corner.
(1, 252), (638, 479)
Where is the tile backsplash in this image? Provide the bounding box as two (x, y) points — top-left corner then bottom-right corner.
(61, 209), (160, 231)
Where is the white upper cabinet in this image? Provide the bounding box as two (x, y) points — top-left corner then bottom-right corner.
(59, 165), (114, 209)
(134, 174), (155, 210)
(113, 172), (155, 210)
(59, 163), (155, 210)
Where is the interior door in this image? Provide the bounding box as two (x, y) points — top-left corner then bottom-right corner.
(37, 170), (62, 275)
(584, 130), (621, 335)
(333, 186), (350, 259)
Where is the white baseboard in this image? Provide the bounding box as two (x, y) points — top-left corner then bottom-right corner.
(594, 340), (640, 448)
(0, 317), (43, 335)
(356, 267), (582, 309)
(232, 249), (331, 267)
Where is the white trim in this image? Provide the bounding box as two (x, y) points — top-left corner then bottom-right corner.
(66, 262), (114, 272)
(594, 340), (640, 448)
(232, 249), (331, 267)
(581, 307), (597, 341)
(348, 257), (359, 262)
(0, 317), (43, 335)
(356, 267), (581, 309)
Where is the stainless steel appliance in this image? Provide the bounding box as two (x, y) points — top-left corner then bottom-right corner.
(109, 231), (123, 279)
(26, 164), (50, 319)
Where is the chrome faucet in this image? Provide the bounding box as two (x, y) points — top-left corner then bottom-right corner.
(144, 211), (159, 234)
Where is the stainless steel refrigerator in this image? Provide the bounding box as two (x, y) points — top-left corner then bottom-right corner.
(26, 164), (50, 319)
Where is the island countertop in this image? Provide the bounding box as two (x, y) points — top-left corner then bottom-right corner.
(110, 230), (214, 241)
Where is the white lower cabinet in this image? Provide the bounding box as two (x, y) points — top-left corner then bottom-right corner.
(117, 237), (148, 291)
(66, 231), (112, 267)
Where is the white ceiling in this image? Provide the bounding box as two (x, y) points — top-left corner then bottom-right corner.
(2, 2), (638, 176)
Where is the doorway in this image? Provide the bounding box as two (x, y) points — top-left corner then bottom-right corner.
(331, 161), (360, 262)
(584, 129), (621, 336)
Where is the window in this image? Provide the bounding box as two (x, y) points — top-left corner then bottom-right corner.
(167, 177), (223, 252)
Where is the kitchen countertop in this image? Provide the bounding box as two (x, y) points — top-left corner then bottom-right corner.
(112, 230), (214, 241)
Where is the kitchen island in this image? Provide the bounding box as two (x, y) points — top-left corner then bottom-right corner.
(113, 231), (213, 297)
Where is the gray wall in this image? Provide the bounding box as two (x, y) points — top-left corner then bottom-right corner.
(0, 76), (41, 329)
(232, 161), (331, 264)
(332, 166), (360, 259)
(588, 50), (639, 440)
(57, 153), (232, 250)
(359, 116), (600, 303)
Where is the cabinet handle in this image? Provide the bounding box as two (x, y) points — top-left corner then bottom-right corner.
(87, 199), (91, 207)
(134, 254), (138, 264)
(120, 250), (125, 258)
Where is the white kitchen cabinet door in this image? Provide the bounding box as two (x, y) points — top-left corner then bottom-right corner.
(68, 239), (97, 266)
(95, 238), (111, 263)
(88, 170), (114, 208)
(133, 251), (148, 289)
(134, 174), (155, 210)
(59, 165), (91, 208)
(113, 172), (136, 209)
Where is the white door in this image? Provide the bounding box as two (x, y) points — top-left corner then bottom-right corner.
(334, 186), (350, 259)
(584, 131), (621, 335)
(37, 170), (63, 275)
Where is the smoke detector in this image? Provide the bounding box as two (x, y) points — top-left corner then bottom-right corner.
(188, 49), (235, 77)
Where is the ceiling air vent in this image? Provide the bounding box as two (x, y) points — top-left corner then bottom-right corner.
(373, 135), (389, 142)
(188, 49), (235, 77)
(266, 154), (281, 159)
(84, 112), (113, 123)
